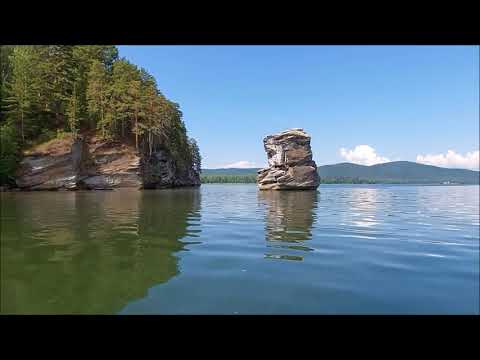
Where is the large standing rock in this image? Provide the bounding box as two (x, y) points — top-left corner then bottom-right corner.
(257, 128), (320, 190)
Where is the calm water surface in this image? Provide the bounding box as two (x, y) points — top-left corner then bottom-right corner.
(1, 184), (478, 314)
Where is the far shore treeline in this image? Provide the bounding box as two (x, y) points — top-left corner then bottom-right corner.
(201, 162), (479, 185)
(0, 45), (201, 186)
(201, 174), (378, 184)
(200, 174), (477, 184)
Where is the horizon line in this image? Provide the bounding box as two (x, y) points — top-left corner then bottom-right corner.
(204, 160), (480, 172)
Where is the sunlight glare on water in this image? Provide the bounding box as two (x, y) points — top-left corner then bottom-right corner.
(1, 184), (478, 314)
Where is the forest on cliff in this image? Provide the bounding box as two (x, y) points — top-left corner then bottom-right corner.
(0, 45), (201, 185)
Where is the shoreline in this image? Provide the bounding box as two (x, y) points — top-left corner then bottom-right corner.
(2, 183), (478, 192)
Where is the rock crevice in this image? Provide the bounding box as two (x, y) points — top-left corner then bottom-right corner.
(257, 128), (320, 190)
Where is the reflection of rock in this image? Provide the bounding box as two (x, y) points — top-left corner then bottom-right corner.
(259, 190), (318, 248)
(257, 129), (320, 190)
(0, 189), (201, 314)
(264, 254), (303, 261)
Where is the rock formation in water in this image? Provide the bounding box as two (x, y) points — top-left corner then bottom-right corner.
(15, 134), (200, 190)
(257, 128), (320, 190)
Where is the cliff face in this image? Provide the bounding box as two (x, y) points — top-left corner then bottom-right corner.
(257, 128), (320, 190)
(15, 135), (200, 190)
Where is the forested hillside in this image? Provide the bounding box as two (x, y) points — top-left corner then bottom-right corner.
(0, 45), (201, 185)
(319, 161), (479, 184)
(201, 162), (479, 184)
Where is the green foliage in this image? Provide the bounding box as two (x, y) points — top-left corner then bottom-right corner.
(36, 45), (76, 122)
(56, 129), (69, 140)
(319, 177), (377, 184)
(0, 124), (19, 185)
(72, 45), (118, 130)
(0, 46), (14, 120)
(3, 46), (41, 142)
(0, 45), (200, 185)
(36, 129), (57, 145)
(201, 174), (257, 183)
(110, 59), (138, 138)
(87, 59), (110, 136)
(66, 82), (81, 136)
(188, 138), (201, 173)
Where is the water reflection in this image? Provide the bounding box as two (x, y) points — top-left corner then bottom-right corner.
(0, 189), (201, 314)
(258, 190), (318, 261)
(343, 187), (382, 228)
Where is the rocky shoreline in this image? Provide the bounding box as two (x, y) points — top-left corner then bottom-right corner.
(2, 128), (323, 192)
(8, 134), (200, 191)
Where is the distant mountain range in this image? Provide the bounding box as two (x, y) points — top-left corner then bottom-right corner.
(203, 161), (479, 184)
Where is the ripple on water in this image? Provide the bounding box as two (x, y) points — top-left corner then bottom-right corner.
(1, 184), (479, 314)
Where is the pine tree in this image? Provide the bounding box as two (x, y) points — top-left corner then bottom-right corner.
(73, 46), (119, 129)
(0, 123), (19, 185)
(130, 78), (142, 151)
(111, 59), (136, 138)
(37, 45), (75, 128)
(66, 82), (80, 137)
(0, 46), (14, 122)
(87, 59), (110, 138)
(3, 46), (40, 143)
(188, 138), (201, 173)
(142, 82), (160, 155)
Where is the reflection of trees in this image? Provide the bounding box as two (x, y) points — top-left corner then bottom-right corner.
(0, 189), (201, 314)
(258, 190), (318, 260)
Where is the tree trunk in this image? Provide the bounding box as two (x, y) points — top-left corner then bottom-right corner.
(135, 114), (138, 151)
(100, 111), (103, 136)
(149, 131), (152, 156)
(20, 109), (24, 143)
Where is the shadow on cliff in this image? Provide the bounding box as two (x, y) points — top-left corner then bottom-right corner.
(258, 190), (318, 261)
(0, 188), (201, 314)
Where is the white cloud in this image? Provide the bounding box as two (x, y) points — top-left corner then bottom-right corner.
(416, 150), (479, 170)
(339, 145), (390, 166)
(222, 160), (257, 168)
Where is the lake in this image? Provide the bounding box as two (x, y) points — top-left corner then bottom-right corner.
(1, 184), (478, 314)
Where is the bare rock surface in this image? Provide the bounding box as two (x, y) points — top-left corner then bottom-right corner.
(257, 128), (320, 190)
(16, 134), (200, 191)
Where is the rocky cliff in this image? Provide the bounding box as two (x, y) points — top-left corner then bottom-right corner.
(15, 134), (200, 190)
(257, 128), (320, 190)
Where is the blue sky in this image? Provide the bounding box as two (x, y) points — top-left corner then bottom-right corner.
(118, 46), (479, 170)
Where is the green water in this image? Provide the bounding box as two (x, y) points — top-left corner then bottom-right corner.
(1, 184), (479, 314)
(1, 189), (200, 314)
